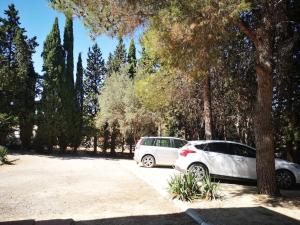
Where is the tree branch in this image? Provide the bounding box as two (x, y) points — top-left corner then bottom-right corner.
(239, 20), (258, 47)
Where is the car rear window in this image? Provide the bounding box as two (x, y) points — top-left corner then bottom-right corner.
(206, 143), (234, 155)
(195, 144), (207, 150)
(155, 138), (172, 147)
(141, 138), (155, 146)
(231, 144), (256, 158)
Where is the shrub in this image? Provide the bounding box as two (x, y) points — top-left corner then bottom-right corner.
(199, 175), (220, 200)
(168, 172), (202, 201)
(168, 172), (220, 202)
(0, 146), (8, 163)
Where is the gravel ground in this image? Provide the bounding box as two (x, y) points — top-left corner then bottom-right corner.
(2, 154), (300, 225)
(121, 160), (300, 225)
(0, 154), (196, 225)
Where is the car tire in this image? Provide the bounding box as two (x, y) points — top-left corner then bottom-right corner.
(188, 163), (208, 180)
(142, 155), (155, 168)
(276, 170), (295, 189)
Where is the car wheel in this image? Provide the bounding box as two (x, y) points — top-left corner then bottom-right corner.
(188, 163), (207, 180)
(142, 155), (155, 168)
(276, 170), (295, 189)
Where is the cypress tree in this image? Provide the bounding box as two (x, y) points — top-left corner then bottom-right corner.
(60, 15), (76, 151)
(83, 43), (106, 152)
(75, 53), (84, 116)
(73, 53), (84, 150)
(127, 39), (136, 79)
(13, 30), (37, 149)
(0, 4), (38, 148)
(37, 17), (64, 151)
(0, 4), (21, 145)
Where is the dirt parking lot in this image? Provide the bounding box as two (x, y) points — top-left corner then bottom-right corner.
(1, 154), (300, 225)
(0, 154), (196, 225)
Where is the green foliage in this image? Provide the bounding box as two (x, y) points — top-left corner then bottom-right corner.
(97, 65), (158, 152)
(0, 146), (8, 163)
(168, 172), (202, 202)
(60, 15), (77, 150)
(106, 37), (127, 77)
(199, 175), (220, 200)
(134, 72), (172, 111)
(106, 53), (114, 77)
(36, 17), (65, 151)
(0, 4), (38, 148)
(83, 43), (106, 151)
(73, 53), (84, 149)
(127, 39), (137, 79)
(168, 172), (220, 202)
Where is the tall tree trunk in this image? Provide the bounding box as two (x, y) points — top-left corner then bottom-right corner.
(203, 74), (213, 140)
(93, 135), (97, 153)
(255, 64), (279, 195)
(239, 8), (280, 195)
(110, 121), (117, 157)
(129, 143), (133, 154)
(19, 119), (33, 150)
(121, 137), (125, 153)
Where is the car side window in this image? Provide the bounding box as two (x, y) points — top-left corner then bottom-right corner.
(155, 138), (171, 147)
(173, 139), (188, 148)
(142, 138), (155, 146)
(232, 144), (256, 158)
(206, 143), (234, 155)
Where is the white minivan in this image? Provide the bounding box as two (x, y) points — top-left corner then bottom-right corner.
(134, 137), (188, 167)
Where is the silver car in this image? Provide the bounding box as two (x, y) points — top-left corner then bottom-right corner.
(175, 140), (300, 189)
(134, 137), (188, 167)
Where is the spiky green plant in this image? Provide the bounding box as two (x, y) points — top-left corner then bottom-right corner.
(0, 146), (8, 163)
(168, 172), (202, 202)
(199, 175), (220, 200)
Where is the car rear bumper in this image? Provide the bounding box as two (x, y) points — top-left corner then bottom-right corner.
(174, 164), (187, 173)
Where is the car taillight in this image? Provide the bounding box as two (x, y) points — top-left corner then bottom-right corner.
(180, 149), (196, 157)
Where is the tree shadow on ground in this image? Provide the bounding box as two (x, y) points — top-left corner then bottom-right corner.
(0, 158), (19, 166)
(195, 206), (300, 225)
(255, 193), (300, 208)
(210, 177), (300, 209)
(7, 149), (133, 161)
(1, 207), (299, 225)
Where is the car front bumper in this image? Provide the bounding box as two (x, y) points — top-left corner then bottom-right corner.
(294, 168), (300, 184)
(133, 154), (140, 163)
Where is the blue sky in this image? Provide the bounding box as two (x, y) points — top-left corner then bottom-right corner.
(0, 0), (142, 75)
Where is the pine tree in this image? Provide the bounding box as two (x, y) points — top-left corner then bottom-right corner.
(73, 53), (84, 150)
(106, 53), (114, 77)
(111, 37), (126, 73)
(37, 17), (64, 151)
(105, 37), (127, 77)
(84, 43), (106, 152)
(127, 39), (136, 79)
(60, 15), (76, 151)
